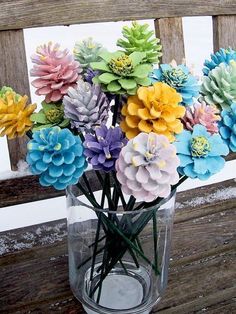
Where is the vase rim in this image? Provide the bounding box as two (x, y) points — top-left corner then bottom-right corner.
(66, 185), (176, 214)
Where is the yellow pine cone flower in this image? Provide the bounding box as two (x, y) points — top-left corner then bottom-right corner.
(120, 82), (186, 142)
(0, 91), (36, 139)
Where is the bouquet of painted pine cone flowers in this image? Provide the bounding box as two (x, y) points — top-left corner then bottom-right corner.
(0, 21), (235, 302)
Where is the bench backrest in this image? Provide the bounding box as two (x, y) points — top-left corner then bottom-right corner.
(0, 1), (236, 208)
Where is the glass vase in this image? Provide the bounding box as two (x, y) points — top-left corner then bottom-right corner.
(66, 184), (176, 314)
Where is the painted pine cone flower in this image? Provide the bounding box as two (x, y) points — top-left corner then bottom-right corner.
(0, 91), (36, 139)
(74, 37), (103, 70)
(150, 63), (199, 106)
(174, 124), (229, 180)
(91, 51), (152, 95)
(116, 132), (180, 202)
(117, 21), (162, 64)
(182, 101), (220, 134)
(30, 101), (70, 131)
(63, 80), (110, 132)
(219, 102), (236, 152)
(200, 60), (236, 110)
(203, 48), (236, 76)
(26, 126), (87, 190)
(84, 68), (100, 84)
(30, 42), (82, 103)
(84, 125), (127, 172)
(0, 86), (20, 100)
(120, 82), (185, 142)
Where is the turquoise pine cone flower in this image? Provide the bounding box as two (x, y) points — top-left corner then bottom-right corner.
(117, 21), (162, 64)
(219, 102), (236, 152)
(200, 60), (236, 111)
(90, 50), (152, 95)
(150, 64), (199, 106)
(174, 124), (229, 180)
(203, 48), (236, 76)
(27, 126), (87, 190)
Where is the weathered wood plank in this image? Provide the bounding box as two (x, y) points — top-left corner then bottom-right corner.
(0, 175), (64, 208)
(213, 15), (236, 51)
(0, 234), (234, 312)
(154, 17), (185, 64)
(0, 30), (31, 170)
(0, 163), (235, 208)
(0, 181), (235, 313)
(0, 1), (235, 31)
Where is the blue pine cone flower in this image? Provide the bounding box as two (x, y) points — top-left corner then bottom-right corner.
(26, 126), (87, 190)
(219, 102), (236, 152)
(174, 124), (229, 180)
(203, 47), (236, 76)
(84, 124), (127, 172)
(150, 64), (199, 106)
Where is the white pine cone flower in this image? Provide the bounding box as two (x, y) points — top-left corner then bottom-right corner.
(116, 132), (180, 202)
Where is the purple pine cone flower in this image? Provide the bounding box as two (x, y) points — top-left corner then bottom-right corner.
(84, 68), (100, 84)
(84, 124), (127, 172)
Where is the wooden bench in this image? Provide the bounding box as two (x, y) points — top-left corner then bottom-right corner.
(0, 179), (235, 313)
(0, 1), (236, 313)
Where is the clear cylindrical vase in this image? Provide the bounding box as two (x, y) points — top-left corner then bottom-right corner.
(66, 185), (176, 314)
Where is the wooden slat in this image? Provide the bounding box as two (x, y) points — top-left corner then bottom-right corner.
(0, 29), (31, 170)
(213, 15), (236, 51)
(0, 1), (235, 31)
(0, 180), (235, 312)
(154, 17), (185, 64)
(0, 167), (235, 208)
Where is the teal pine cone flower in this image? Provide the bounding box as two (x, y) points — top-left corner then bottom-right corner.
(91, 50), (152, 95)
(219, 102), (236, 152)
(117, 21), (162, 64)
(200, 60), (236, 110)
(174, 124), (229, 180)
(74, 37), (103, 70)
(150, 63), (199, 106)
(27, 126), (87, 190)
(203, 48), (236, 76)
(30, 101), (70, 131)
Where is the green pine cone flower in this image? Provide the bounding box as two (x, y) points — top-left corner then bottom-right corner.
(74, 37), (103, 70)
(90, 50), (152, 95)
(0, 86), (20, 101)
(30, 101), (70, 131)
(117, 21), (162, 64)
(200, 60), (236, 110)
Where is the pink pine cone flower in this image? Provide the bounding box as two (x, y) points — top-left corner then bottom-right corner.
(116, 132), (180, 202)
(182, 101), (220, 134)
(30, 42), (82, 103)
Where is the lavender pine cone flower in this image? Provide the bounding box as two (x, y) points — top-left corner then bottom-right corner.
(84, 125), (127, 172)
(116, 132), (180, 202)
(63, 80), (110, 132)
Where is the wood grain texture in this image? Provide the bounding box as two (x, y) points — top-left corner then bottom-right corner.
(0, 180), (235, 313)
(213, 15), (236, 51)
(155, 17), (185, 64)
(0, 1), (235, 31)
(0, 29), (31, 170)
(0, 165), (236, 208)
